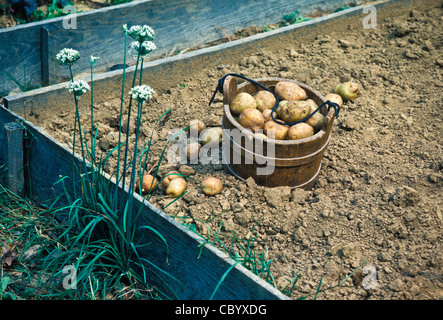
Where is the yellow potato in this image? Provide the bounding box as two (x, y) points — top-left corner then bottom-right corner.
(277, 100), (311, 123)
(305, 112), (325, 133)
(334, 82), (360, 102)
(186, 142), (201, 162)
(262, 109), (277, 122)
(274, 81), (307, 101)
(325, 93), (344, 108)
(287, 123), (314, 140)
(254, 90), (277, 112)
(202, 177), (223, 196)
(161, 171), (182, 189)
(263, 120), (289, 140)
(166, 177), (187, 198)
(238, 108), (265, 133)
(189, 119), (206, 135)
(200, 127), (223, 146)
(136, 174), (158, 194)
(230, 92), (257, 115)
(306, 99), (319, 113)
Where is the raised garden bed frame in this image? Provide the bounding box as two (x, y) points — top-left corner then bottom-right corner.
(0, 0), (426, 300)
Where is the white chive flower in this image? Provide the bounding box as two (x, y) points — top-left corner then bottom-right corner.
(130, 41), (157, 58)
(56, 48), (80, 66)
(90, 55), (100, 65)
(68, 80), (91, 99)
(123, 24), (155, 42)
(129, 85), (155, 103)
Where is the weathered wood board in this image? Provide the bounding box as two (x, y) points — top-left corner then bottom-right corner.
(0, 0), (359, 92)
(3, 0), (407, 118)
(0, 104), (289, 300)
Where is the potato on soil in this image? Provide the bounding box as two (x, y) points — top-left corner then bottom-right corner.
(189, 119), (206, 135)
(136, 174), (158, 194)
(238, 108), (265, 132)
(200, 127), (223, 146)
(202, 177), (223, 196)
(274, 81), (307, 101)
(254, 90), (277, 112)
(287, 123), (314, 140)
(277, 100), (311, 123)
(161, 171), (182, 189)
(230, 92), (257, 115)
(263, 120), (289, 140)
(166, 178), (187, 198)
(334, 82), (360, 102)
(186, 142), (201, 162)
(324, 93), (343, 108)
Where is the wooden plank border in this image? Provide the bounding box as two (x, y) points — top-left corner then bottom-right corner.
(0, 104), (289, 300)
(0, 0), (358, 92)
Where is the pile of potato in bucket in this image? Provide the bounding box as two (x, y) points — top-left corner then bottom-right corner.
(230, 80), (359, 140)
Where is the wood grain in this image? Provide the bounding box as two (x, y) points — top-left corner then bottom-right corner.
(0, 0), (357, 91)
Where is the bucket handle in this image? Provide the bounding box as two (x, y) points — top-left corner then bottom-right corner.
(209, 73), (340, 126)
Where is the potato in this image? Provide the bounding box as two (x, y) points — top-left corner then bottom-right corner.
(275, 100), (288, 117)
(161, 171), (182, 189)
(325, 93), (343, 108)
(186, 142), (201, 162)
(200, 127), (223, 146)
(189, 119), (206, 135)
(230, 92), (257, 115)
(274, 81), (307, 101)
(305, 99), (319, 113)
(238, 108), (265, 133)
(305, 112), (325, 133)
(262, 109), (277, 122)
(202, 177), (223, 196)
(263, 120), (289, 140)
(334, 82), (360, 102)
(166, 177), (187, 198)
(254, 90), (277, 112)
(136, 174), (158, 194)
(277, 100), (311, 123)
(255, 132), (268, 140)
(287, 123), (314, 140)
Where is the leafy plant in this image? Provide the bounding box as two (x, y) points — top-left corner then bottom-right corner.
(2, 65), (41, 93)
(30, 0), (75, 22)
(280, 10), (311, 26)
(108, 0), (132, 5)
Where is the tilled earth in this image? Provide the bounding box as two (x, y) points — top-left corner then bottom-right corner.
(34, 3), (442, 299)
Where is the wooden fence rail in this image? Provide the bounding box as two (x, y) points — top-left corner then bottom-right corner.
(0, 0), (358, 92)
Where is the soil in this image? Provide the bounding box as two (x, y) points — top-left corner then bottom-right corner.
(30, 3), (442, 300)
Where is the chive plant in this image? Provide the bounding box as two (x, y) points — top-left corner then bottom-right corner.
(48, 25), (181, 299)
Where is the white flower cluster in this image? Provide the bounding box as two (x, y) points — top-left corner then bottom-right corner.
(130, 41), (157, 58)
(56, 48), (80, 66)
(123, 24), (155, 42)
(68, 80), (91, 98)
(129, 85), (155, 103)
(90, 55), (100, 65)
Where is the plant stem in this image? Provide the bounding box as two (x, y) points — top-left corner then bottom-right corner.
(114, 30), (128, 211)
(121, 52), (141, 198)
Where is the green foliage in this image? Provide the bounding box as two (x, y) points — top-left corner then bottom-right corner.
(2, 65), (41, 93)
(334, 5), (350, 13)
(30, 0), (75, 22)
(281, 10), (311, 26)
(109, 0), (133, 5)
